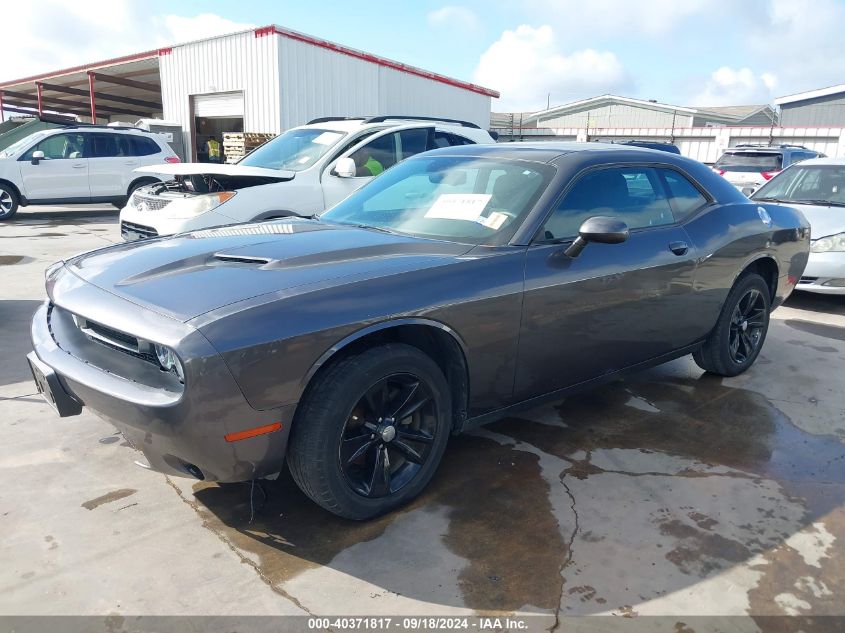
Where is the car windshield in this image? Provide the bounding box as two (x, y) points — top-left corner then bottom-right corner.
(0, 131), (47, 158)
(239, 128), (345, 171)
(715, 151), (783, 173)
(752, 164), (845, 206)
(320, 155), (554, 245)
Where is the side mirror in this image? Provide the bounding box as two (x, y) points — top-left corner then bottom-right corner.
(564, 216), (629, 258)
(332, 157), (357, 178)
(741, 186), (755, 197)
(31, 150), (45, 165)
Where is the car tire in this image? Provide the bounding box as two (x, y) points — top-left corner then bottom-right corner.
(287, 343), (452, 520)
(693, 272), (771, 377)
(0, 183), (19, 221)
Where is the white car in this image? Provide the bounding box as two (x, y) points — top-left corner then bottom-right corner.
(0, 126), (179, 221)
(118, 116), (496, 240)
(713, 144), (824, 195)
(752, 157), (845, 294)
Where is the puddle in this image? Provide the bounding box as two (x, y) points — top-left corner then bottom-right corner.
(188, 360), (844, 615)
(81, 488), (136, 510)
(192, 434), (565, 612)
(490, 370), (845, 519)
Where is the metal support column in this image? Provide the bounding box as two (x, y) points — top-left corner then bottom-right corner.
(87, 73), (97, 122)
(36, 82), (43, 116)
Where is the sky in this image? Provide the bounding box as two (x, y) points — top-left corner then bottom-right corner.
(2, 0), (844, 113)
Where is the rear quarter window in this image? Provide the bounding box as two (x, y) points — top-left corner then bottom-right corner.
(659, 169), (709, 220)
(129, 136), (163, 156)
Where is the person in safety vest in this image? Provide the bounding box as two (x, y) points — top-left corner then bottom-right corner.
(360, 153), (384, 176)
(206, 136), (222, 163)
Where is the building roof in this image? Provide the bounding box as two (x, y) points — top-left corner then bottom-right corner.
(0, 24), (497, 121)
(526, 94), (697, 122)
(774, 83), (845, 106)
(692, 104), (773, 120)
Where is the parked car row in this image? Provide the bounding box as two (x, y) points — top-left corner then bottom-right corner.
(27, 137), (812, 519)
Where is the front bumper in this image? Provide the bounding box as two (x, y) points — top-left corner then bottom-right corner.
(29, 275), (296, 482)
(797, 251), (845, 294)
(119, 202), (235, 242)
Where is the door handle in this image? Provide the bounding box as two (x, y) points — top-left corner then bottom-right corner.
(71, 163), (86, 169)
(124, 161), (139, 166)
(669, 241), (689, 256)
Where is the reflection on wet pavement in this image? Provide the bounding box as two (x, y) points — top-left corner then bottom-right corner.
(182, 300), (845, 619)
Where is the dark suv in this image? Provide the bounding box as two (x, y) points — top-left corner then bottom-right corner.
(714, 144), (825, 194)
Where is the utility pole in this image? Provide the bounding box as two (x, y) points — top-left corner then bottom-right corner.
(670, 109), (677, 143)
(547, 93), (550, 110)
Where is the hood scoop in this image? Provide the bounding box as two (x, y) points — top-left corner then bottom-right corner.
(212, 253), (272, 266)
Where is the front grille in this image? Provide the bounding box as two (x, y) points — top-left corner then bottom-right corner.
(134, 194), (171, 211)
(798, 276), (818, 284)
(70, 313), (156, 364)
(121, 220), (159, 240)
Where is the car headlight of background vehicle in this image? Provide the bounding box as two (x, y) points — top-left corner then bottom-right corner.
(154, 344), (185, 382)
(811, 232), (845, 253)
(181, 191), (237, 217)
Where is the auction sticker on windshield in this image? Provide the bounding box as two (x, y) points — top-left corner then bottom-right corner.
(425, 194), (491, 221)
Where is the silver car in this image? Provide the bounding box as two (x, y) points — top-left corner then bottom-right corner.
(752, 157), (845, 294)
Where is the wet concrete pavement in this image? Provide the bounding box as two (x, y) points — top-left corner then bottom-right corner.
(1, 208), (843, 629)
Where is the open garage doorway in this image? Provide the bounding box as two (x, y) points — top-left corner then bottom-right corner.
(190, 91), (244, 162)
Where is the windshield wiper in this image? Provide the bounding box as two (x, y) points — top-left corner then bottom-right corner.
(753, 197), (787, 203)
(795, 199), (845, 207)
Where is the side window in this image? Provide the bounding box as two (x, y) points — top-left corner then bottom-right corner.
(90, 133), (131, 158)
(349, 133), (398, 177)
(659, 169), (708, 220)
(23, 133), (87, 160)
(541, 167), (674, 240)
(333, 130), (379, 160)
(397, 128), (431, 160)
(433, 131), (473, 148)
(129, 136), (161, 156)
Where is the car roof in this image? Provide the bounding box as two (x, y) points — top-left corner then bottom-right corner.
(788, 157), (845, 166)
(295, 118), (486, 135)
(416, 141), (682, 163)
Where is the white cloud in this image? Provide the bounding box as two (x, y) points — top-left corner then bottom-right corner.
(525, 0), (710, 39)
(691, 66), (779, 106)
(473, 25), (632, 111)
(427, 5), (479, 30)
(0, 1), (255, 83)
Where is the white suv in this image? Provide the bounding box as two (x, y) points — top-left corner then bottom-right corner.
(118, 116), (496, 240)
(0, 126), (179, 221)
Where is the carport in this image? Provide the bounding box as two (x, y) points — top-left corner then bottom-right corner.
(0, 49), (168, 124)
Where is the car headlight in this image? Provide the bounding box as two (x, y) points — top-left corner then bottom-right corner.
(811, 232), (845, 253)
(182, 191), (237, 217)
(154, 344), (184, 382)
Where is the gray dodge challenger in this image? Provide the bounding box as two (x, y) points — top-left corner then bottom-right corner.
(28, 142), (810, 519)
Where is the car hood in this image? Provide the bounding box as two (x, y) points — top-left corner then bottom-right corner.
(136, 162), (295, 180)
(781, 202), (845, 239)
(62, 220), (472, 322)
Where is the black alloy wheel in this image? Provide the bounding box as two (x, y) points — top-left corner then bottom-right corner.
(693, 271), (771, 377)
(287, 343), (451, 520)
(339, 373), (438, 498)
(728, 288), (766, 364)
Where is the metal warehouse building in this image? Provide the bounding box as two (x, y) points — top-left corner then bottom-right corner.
(523, 95), (776, 130)
(0, 25), (498, 161)
(775, 83), (845, 126)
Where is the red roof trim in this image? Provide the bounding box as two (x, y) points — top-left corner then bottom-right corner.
(262, 25), (499, 98)
(0, 50), (162, 89)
